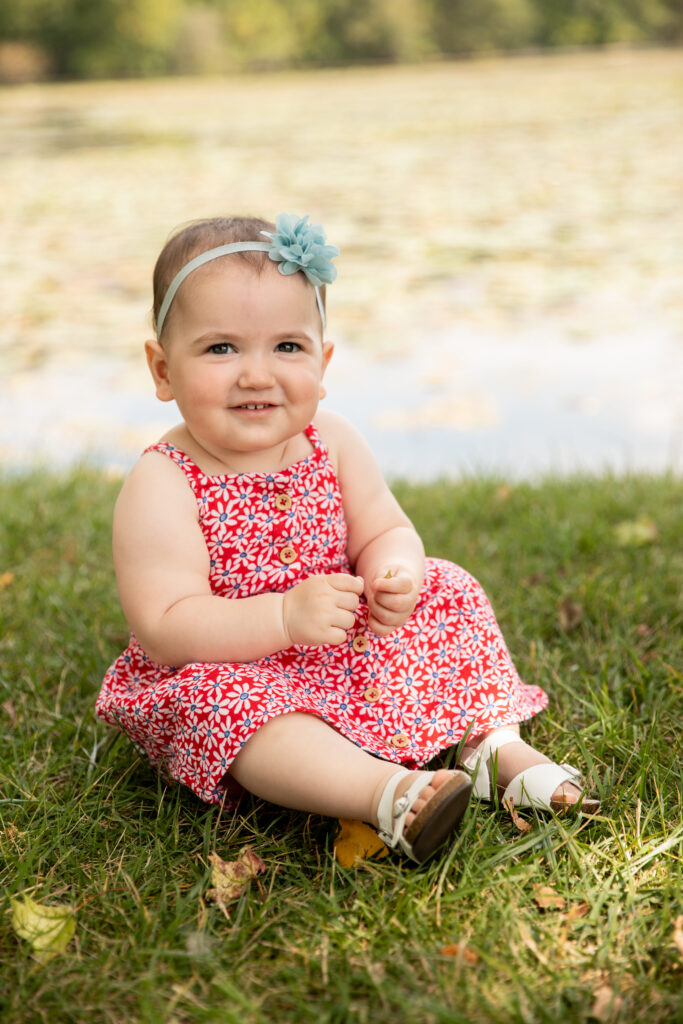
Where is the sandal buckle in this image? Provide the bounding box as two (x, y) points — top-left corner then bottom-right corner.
(393, 795), (410, 819)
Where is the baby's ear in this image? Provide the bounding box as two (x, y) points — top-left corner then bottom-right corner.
(145, 339), (174, 402)
(319, 341), (334, 400)
(322, 340), (334, 373)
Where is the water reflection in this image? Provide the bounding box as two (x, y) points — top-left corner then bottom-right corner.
(2, 324), (680, 480)
(1, 54), (682, 478)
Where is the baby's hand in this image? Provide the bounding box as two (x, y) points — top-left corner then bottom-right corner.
(367, 567), (419, 636)
(283, 573), (364, 647)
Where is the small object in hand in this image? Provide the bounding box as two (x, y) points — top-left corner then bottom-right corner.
(384, 570), (394, 578)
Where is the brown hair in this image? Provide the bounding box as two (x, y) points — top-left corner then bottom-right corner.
(152, 216), (327, 339)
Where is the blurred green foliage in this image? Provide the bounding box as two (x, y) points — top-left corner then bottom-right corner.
(0, 0), (681, 79)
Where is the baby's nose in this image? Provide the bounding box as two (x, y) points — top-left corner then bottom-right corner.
(238, 356), (275, 388)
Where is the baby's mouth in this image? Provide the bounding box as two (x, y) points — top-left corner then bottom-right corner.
(232, 402), (276, 411)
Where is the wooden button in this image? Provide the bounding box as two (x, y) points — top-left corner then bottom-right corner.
(352, 635), (370, 653)
(275, 493), (292, 511)
(363, 686), (381, 703)
(389, 733), (410, 749)
(279, 545), (297, 564)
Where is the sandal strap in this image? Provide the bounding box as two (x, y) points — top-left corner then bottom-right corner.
(460, 747), (491, 799)
(460, 729), (525, 799)
(376, 769), (434, 859)
(474, 728), (525, 760)
(460, 730), (585, 810)
(502, 761), (583, 809)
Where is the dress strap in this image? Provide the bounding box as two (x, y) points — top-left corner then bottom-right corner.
(304, 422), (324, 451)
(142, 442), (205, 494)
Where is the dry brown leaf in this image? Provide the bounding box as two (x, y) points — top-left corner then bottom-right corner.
(0, 570), (14, 590)
(533, 885), (566, 911)
(63, 539), (78, 564)
(566, 901), (590, 921)
(440, 942), (478, 965)
(504, 798), (532, 833)
(3, 698), (17, 726)
(334, 818), (388, 868)
(206, 847), (266, 916)
(673, 915), (683, 960)
(1, 824), (25, 850)
(591, 984), (623, 1021)
(558, 597), (584, 632)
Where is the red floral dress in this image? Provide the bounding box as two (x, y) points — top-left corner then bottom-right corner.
(96, 423), (547, 804)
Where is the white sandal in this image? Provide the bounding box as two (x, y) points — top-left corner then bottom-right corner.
(460, 729), (600, 813)
(376, 769), (472, 863)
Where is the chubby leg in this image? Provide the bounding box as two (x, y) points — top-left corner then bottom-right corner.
(230, 711), (461, 833)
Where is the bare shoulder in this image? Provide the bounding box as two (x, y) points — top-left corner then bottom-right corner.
(114, 449), (198, 536)
(314, 409), (371, 469)
(112, 449), (213, 644)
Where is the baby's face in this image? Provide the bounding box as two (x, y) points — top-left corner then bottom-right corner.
(149, 260), (333, 467)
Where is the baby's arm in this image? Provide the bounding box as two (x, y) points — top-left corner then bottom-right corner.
(113, 453), (363, 666)
(319, 412), (425, 636)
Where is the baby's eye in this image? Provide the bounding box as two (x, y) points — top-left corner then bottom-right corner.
(276, 341), (302, 353)
(207, 342), (234, 355)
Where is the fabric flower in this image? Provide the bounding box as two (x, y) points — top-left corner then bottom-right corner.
(262, 213), (339, 286)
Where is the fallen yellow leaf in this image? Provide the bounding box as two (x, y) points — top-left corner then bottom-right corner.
(613, 515), (658, 547)
(207, 847), (266, 916)
(334, 818), (388, 868)
(533, 885), (566, 911)
(0, 570), (14, 590)
(11, 894), (75, 961)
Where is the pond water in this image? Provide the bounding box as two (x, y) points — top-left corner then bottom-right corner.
(1, 52), (681, 480)
(2, 319), (680, 480)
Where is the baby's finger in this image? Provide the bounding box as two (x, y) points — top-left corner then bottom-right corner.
(335, 589), (361, 613)
(371, 606), (408, 629)
(373, 574), (413, 595)
(325, 624), (352, 646)
(368, 594), (409, 623)
(329, 573), (365, 594)
(373, 590), (411, 613)
(331, 607), (357, 632)
(367, 614), (396, 637)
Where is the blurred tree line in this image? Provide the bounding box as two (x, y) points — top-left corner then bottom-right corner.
(0, 0), (681, 80)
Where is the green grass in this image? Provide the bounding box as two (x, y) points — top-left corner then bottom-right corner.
(1, 469), (681, 1023)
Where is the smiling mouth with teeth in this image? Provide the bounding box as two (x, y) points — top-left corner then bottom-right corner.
(235, 403), (274, 410)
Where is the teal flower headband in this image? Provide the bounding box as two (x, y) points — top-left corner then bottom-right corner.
(156, 213), (339, 337)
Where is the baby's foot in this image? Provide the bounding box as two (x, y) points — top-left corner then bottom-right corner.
(394, 769), (457, 830)
(397, 769), (472, 862)
(462, 731), (599, 812)
(373, 767), (472, 863)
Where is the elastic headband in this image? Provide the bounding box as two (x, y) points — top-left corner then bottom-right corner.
(156, 213), (339, 338)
